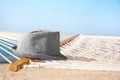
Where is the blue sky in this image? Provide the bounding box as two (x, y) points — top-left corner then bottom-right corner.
(0, 0), (120, 36)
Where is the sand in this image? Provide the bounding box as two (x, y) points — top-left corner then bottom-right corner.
(1, 33), (120, 80)
(0, 64), (120, 80)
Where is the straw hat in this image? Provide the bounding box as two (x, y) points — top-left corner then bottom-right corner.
(12, 30), (67, 60)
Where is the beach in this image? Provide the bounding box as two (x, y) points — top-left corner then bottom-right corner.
(0, 64), (120, 80)
(0, 34), (120, 80)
